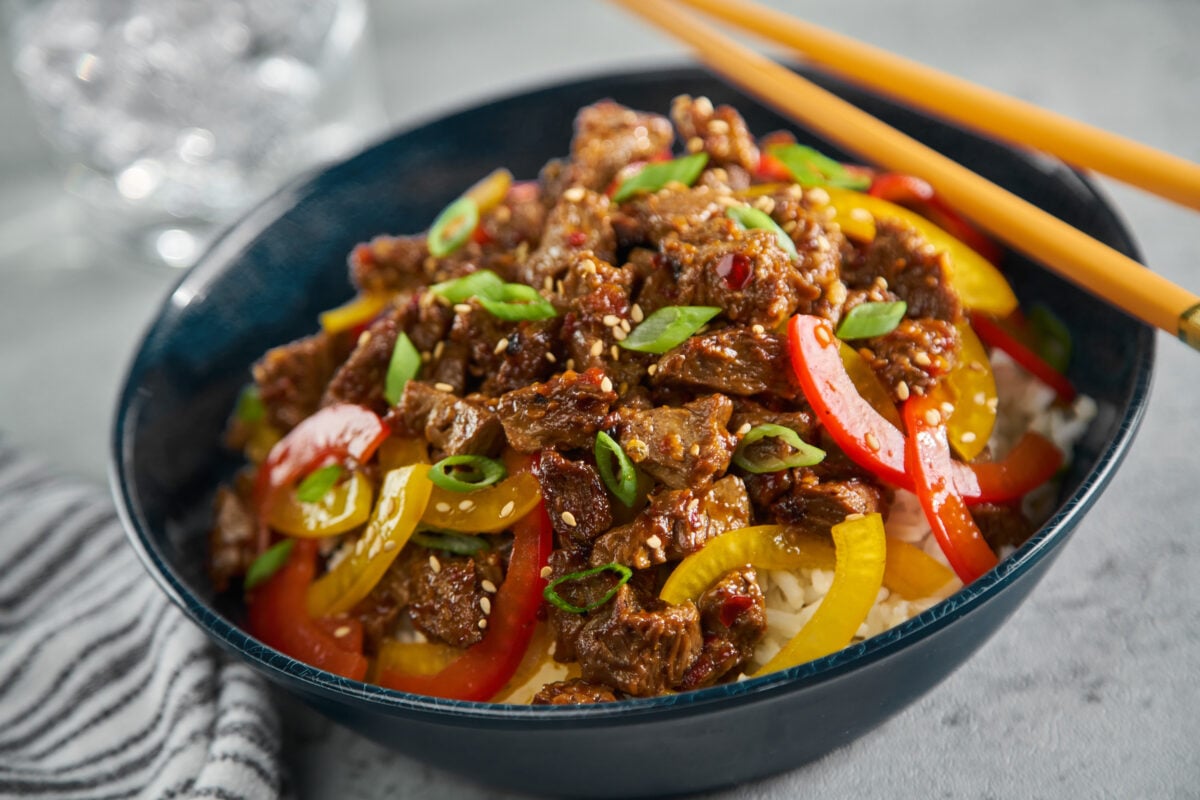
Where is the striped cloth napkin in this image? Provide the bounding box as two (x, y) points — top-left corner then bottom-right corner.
(0, 444), (288, 800)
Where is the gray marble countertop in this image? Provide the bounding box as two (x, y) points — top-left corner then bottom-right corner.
(2, 1), (1198, 797)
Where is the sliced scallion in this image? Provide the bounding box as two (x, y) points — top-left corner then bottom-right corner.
(427, 455), (507, 493)
(835, 301), (908, 340)
(768, 143), (871, 191)
(619, 305), (721, 354)
(235, 384), (264, 424)
(595, 431), (638, 507)
(476, 283), (558, 321)
(725, 205), (799, 260)
(429, 269), (505, 303)
(295, 464), (343, 502)
(612, 152), (709, 203)
(733, 424), (826, 474)
(384, 331), (421, 405)
(244, 539), (295, 591)
(411, 530), (490, 556)
(543, 562), (633, 614)
(427, 196), (479, 258)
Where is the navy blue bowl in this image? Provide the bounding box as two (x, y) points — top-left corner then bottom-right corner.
(111, 66), (1153, 798)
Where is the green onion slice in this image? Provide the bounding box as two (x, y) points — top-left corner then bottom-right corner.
(429, 269), (505, 303)
(384, 332), (421, 406)
(612, 152), (709, 203)
(543, 562), (634, 614)
(1028, 304), (1072, 372)
(427, 455), (507, 492)
(725, 205), (799, 260)
(235, 384), (264, 424)
(835, 301), (908, 340)
(476, 283), (558, 321)
(767, 143), (871, 191)
(594, 431), (638, 507)
(295, 464), (343, 502)
(428, 196), (479, 258)
(619, 305), (721, 354)
(244, 539), (295, 591)
(732, 423), (826, 474)
(411, 530), (490, 556)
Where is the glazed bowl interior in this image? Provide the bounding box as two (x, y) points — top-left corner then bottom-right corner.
(111, 65), (1153, 797)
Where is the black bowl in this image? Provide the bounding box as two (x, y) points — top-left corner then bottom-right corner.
(111, 65), (1153, 798)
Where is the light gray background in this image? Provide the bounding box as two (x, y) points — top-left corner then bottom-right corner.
(1, 1), (1198, 797)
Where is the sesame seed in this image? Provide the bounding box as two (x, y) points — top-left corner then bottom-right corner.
(556, 280), (565, 295)
(333, 625), (351, 638)
(566, 358), (576, 371)
(694, 96), (714, 115)
(590, 340), (604, 357)
(357, 331), (372, 347)
(924, 408), (942, 426)
(969, 360), (986, 373)
(913, 351), (932, 367)
(561, 511), (578, 527)
(383, 540), (397, 552)
(737, 422), (752, 436)
(603, 314), (620, 327)
(478, 618), (488, 629)
(896, 381), (910, 401)
(849, 207), (872, 222)
(379, 497), (396, 518)
(480, 596), (492, 615)
(433, 341), (445, 360)
(434, 382), (455, 393)
(481, 579), (498, 593)
(368, 541), (381, 559)
(647, 363), (658, 376)
(564, 186), (585, 202)
(600, 376), (614, 393)
(630, 304), (644, 323)
(864, 432), (881, 452)
(494, 337), (510, 355)
(815, 325), (833, 346)
(687, 136), (705, 153)
(620, 319), (631, 333)
(540, 566), (553, 580)
(844, 512), (865, 522)
(355, 538), (365, 555)
(458, 499), (476, 511)
(435, 502), (452, 513)
(986, 398), (999, 413)
(543, 275), (554, 292)
(454, 303), (472, 314)
(429, 555), (442, 573)
(610, 345), (620, 361)
(940, 402), (955, 416)
(420, 351), (432, 364)
(546, 352), (557, 363)
(708, 118), (730, 135)
(961, 432), (978, 443)
(612, 326), (628, 341)
(751, 324), (765, 335)
(689, 443), (701, 456)
(646, 535), (663, 549)
(974, 391), (987, 405)
(500, 500), (515, 518)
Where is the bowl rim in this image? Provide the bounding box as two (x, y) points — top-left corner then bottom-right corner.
(110, 62), (1156, 724)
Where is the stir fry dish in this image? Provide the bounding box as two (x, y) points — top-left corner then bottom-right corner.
(209, 96), (1092, 704)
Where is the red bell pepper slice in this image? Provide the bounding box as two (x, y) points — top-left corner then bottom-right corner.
(970, 312), (1077, 403)
(869, 173), (1005, 267)
(903, 396), (998, 584)
(246, 539), (369, 681)
(254, 403), (390, 550)
(787, 314), (1063, 505)
(377, 500), (554, 701)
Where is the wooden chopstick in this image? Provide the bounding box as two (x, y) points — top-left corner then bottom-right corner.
(673, 0), (1200, 212)
(609, 0), (1200, 351)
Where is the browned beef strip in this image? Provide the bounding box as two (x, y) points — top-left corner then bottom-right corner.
(388, 381), (503, 457)
(842, 218), (962, 322)
(614, 394), (737, 490)
(535, 450), (613, 548)
(859, 318), (960, 402)
(590, 475), (750, 569)
(406, 548), (504, 648)
(349, 234), (428, 295)
(321, 305), (403, 416)
(769, 469), (889, 534)
(568, 101), (675, 193)
(208, 484), (256, 593)
(574, 584), (702, 697)
(561, 278), (651, 393)
(253, 330), (352, 434)
(972, 503), (1035, 550)
(445, 302), (561, 397)
(651, 328), (801, 399)
(611, 185), (724, 249)
(532, 679), (620, 705)
(519, 189), (616, 290)
(767, 190), (849, 321)
(670, 95), (759, 173)
(495, 368), (618, 453)
(677, 566), (767, 691)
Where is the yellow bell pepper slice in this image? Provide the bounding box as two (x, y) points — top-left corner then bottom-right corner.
(883, 536), (957, 600)
(822, 186), (1018, 316)
(372, 639), (463, 679)
(421, 471), (542, 534)
(930, 321), (998, 461)
(839, 342), (903, 429)
(376, 436), (430, 470)
(754, 513), (886, 676)
(306, 464), (433, 617)
(660, 525), (826, 604)
(464, 168), (514, 215)
(318, 292), (391, 335)
(268, 470), (374, 538)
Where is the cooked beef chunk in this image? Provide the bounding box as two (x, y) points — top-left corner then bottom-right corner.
(545, 548), (590, 663)
(253, 330), (351, 433)
(351, 549), (415, 655)
(402, 291), (455, 353)
(322, 305), (403, 415)
(532, 679), (620, 705)
(677, 566), (767, 690)
(767, 190), (849, 321)
(208, 484), (256, 593)
(538, 157), (571, 208)
(349, 235), (428, 295)
(670, 95), (759, 173)
(652, 328), (801, 399)
(843, 218), (962, 322)
(611, 185), (724, 248)
(972, 503), (1035, 550)
(614, 394), (737, 490)
(590, 476), (751, 569)
(561, 278), (650, 392)
(496, 368), (618, 453)
(574, 584), (702, 697)
(768, 469), (889, 534)
(536, 450), (613, 548)
(729, 398), (818, 446)
(568, 101), (675, 193)
(858, 318), (960, 402)
(389, 381), (503, 457)
(446, 302), (561, 396)
(559, 251), (633, 301)
(476, 188), (546, 254)
(406, 548), (504, 648)
(520, 189), (616, 290)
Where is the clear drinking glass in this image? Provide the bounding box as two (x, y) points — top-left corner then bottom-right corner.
(8, 0), (385, 268)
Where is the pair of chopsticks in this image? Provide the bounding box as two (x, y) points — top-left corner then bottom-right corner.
(609, 0), (1200, 351)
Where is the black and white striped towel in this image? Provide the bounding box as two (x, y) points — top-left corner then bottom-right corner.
(0, 444), (287, 799)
